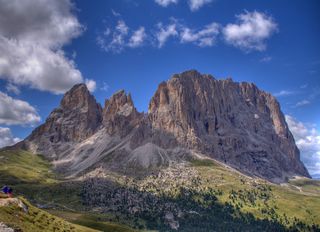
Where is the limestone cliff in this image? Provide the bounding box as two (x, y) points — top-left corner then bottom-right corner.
(148, 70), (309, 181)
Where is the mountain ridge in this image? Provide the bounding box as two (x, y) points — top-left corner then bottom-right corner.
(12, 70), (310, 183)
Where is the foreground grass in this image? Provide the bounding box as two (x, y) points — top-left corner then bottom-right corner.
(0, 196), (98, 232)
(46, 209), (139, 232)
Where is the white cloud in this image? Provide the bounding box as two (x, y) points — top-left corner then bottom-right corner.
(295, 100), (310, 107)
(274, 90), (295, 97)
(188, 0), (212, 11)
(180, 22), (220, 47)
(111, 9), (121, 17)
(155, 0), (178, 7)
(260, 56), (272, 62)
(85, 79), (96, 92)
(0, 91), (40, 126)
(116, 20), (129, 35)
(128, 27), (146, 47)
(156, 23), (178, 48)
(100, 82), (109, 92)
(106, 20), (129, 52)
(0, 127), (21, 148)
(5, 83), (20, 95)
(97, 20), (146, 52)
(0, 0), (82, 48)
(0, 0), (96, 94)
(0, 38), (84, 94)
(223, 11), (278, 52)
(285, 115), (320, 178)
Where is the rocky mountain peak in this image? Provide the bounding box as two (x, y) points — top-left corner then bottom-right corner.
(17, 70), (310, 182)
(60, 83), (93, 109)
(103, 90), (135, 118)
(103, 90), (142, 136)
(20, 83), (102, 158)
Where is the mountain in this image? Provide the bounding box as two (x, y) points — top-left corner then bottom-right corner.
(15, 70), (309, 183)
(2, 72), (319, 231)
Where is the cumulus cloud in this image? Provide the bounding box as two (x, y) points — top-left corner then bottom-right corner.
(0, 0), (96, 94)
(155, 0), (178, 7)
(0, 91), (41, 126)
(188, 0), (212, 11)
(156, 22), (179, 48)
(0, 127), (21, 148)
(128, 27), (146, 48)
(286, 115), (320, 178)
(223, 11), (278, 52)
(0, 38), (84, 94)
(180, 22), (219, 47)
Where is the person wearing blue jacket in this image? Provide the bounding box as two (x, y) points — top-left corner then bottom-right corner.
(2, 185), (9, 194)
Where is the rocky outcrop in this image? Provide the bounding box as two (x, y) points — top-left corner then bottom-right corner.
(0, 197), (28, 213)
(0, 222), (14, 232)
(18, 83), (103, 159)
(14, 70), (310, 182)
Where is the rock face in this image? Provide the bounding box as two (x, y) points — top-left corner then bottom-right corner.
(148, 70), (309, 181)
(16, 70), (310, 182)
(102, 90), (142, 137)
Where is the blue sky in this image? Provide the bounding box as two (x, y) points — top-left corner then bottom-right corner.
(0, 0), (319, 177)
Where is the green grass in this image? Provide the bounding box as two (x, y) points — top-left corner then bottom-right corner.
(46, 210), (139, 232)
(190, 158), (218, 167)
(0, 150), (141, 232)
(0, 196), (98, 232)
(190, 158), (320, 227)
(0, 149), (57, 184)
(0, 150), (84, 209)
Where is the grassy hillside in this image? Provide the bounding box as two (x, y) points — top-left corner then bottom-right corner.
(0, 150), (138, 232)
(46, 209), (140, 232)
(191, 158), (320, 227)
(0, 150), (82, 209)
(0, 149), (319, 231)
(0, 196), (98, 232)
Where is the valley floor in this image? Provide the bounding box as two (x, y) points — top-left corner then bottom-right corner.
(0, 150), (319, 231)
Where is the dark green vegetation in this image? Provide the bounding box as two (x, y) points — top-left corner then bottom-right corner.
(1, 150), (320, 231)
